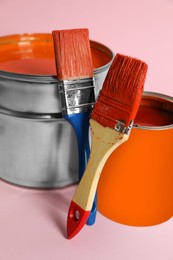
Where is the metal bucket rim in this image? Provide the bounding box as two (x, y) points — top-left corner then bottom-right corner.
(133, 91), (173, 130)
(0, 33), (114, 82)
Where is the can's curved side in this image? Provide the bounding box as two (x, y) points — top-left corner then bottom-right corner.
(0, 113), (79, 188)
(0, 67), (112, 188)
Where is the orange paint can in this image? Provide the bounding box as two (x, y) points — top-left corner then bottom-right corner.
(98, 92), (173, 226)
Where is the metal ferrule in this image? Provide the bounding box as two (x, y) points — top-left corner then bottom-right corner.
(115, 120), (134, 135)
(59, 78), (96, 115)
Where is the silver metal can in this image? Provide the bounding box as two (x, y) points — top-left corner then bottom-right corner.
(0, 33), (114, 188)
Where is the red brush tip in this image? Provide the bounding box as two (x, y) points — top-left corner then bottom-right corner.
(52, 28), (93, 80)
(91, 53), (148, 128)
(67, 201), (90, 239)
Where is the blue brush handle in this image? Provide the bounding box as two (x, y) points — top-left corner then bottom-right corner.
(64, 111), (97, 225)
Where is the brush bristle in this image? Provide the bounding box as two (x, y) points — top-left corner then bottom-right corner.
(91, 53), (148, 128)
(52, 28), (93, 80)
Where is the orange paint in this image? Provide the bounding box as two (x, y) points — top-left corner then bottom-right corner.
(0, 59), (57, 75)
(135, 106), (173, 126)
(0, 34), (112, 75)
(98, 95), (173, 227)
(134, 97), (173, 126)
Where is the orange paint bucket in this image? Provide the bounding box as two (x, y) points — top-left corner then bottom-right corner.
(0, 33), (112, 75)
(98, 92), (173, 226)
(0, 33), (114, 188)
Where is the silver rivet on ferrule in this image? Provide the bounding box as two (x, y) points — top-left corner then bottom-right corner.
(115, 120), (133, 135)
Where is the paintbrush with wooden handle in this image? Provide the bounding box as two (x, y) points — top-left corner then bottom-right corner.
(67, 53), (148, 239)
(52, 28), (97, 225)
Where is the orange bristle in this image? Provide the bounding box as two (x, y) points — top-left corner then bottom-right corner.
(52, 28), (93, 80)
(91, 53), (148, 128)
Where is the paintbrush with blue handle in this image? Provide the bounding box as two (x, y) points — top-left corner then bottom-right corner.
(52, 28), (97, 225)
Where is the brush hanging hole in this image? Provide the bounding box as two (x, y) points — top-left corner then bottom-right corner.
(74, 210), (80, 220)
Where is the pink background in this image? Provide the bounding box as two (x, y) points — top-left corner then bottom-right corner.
(0, 0), (173, 259)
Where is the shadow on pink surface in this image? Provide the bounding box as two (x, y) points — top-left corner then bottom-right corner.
(0, 179), (76, 239)
(36, 191), (69, 237)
